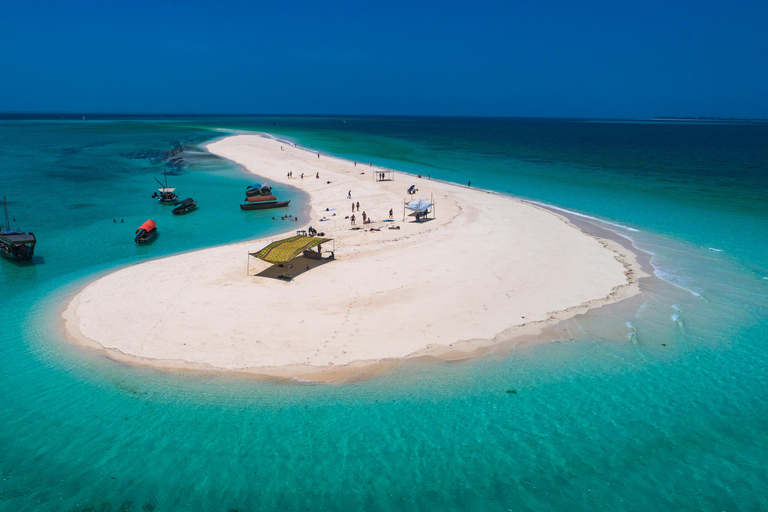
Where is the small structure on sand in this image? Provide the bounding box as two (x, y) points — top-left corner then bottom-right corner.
(403, 197), (435, 222)
(247, 234), (335, 279)
(374, 169), (395, 182)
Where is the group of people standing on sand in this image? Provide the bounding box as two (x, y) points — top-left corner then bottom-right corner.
(348, 202), (395, 226)
(349, 201), (368, 226)
(349, 212), (369, 225)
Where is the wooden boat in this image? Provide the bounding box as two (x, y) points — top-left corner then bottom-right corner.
(153, 166), (179, 204)
(240, 200), (290, 210)
(155, 188), (178, 204)
(246, 183), (272, 197)
(245, 195), (277, 203)
(172, 198), (197, 215)
(135, 219), (157, 244)
(0, 197), (36, 261)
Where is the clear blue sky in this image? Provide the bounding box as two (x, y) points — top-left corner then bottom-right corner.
(1, 0), (766, 118)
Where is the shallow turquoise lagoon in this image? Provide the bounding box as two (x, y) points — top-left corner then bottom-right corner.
(0, 117), (766, 511)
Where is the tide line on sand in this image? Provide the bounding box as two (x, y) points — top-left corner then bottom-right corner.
(62, 134), (644, 382)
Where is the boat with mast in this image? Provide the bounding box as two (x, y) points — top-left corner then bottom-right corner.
(0, 196), (36, 261)
(152, 166), (179, 204)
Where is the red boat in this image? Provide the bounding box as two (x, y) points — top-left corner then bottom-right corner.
(135, 220), (157, 244)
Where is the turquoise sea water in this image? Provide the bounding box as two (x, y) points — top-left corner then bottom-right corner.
(1, 116), (766, 511)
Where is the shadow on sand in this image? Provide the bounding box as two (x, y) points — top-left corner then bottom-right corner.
(253, 255), (334, 282)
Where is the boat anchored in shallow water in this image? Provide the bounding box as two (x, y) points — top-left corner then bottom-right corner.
(152, 166), (179, 204)
(245, 183), (272, 197)
(134, 220), (157, 244)
(172, 198), (197, 215)
(240, 194), (290, 210)
(0, 196), (36, 261)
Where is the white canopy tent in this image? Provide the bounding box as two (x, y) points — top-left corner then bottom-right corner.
(403, 197), (435, 221)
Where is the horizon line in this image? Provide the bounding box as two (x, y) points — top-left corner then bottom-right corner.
(1, 112), (766, 122)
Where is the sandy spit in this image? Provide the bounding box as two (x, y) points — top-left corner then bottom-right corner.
(62, 134), (644, 382)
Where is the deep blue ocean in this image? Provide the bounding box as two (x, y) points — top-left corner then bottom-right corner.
(0, 116), (766, 511)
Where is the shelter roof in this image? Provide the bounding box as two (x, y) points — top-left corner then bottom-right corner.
(136, 220), (157, 233)
(251, 235), (332, 265)
(405, 198), (433, 211)
(0, 232), (36, 244)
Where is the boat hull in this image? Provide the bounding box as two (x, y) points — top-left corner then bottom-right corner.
(240, 200), (290, 210)
(0, 244), (34, 261)
(135, 229), (157, 244)
(0, 232), (36, 261)
(172, 204), (197, 215)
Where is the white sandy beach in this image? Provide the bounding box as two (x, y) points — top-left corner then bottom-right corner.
(62, 134), (641, 381)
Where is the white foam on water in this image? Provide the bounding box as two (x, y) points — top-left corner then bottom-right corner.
(708, 248), (723, 252)
(651, 262), (702, 298)
(290, 376), (318, 384)
(526, 200), (640, 232)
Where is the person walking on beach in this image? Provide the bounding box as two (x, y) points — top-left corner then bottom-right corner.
(354, 161), (357, 167)
(301, 173), (304, 179)
(362, 211), (367, 223)
(347, 190), (351, 199)
(356, 201), (360, 211)
(352, 202), (355, 212)
(351, 214), (356, 226)
(389, 208), (393, 220)
(316, 172), (319, 179)
(468, 180), (471, 187)
(317, 153), (320, 158)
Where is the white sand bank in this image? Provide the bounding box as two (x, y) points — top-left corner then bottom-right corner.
(62, 134), (642, 381)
